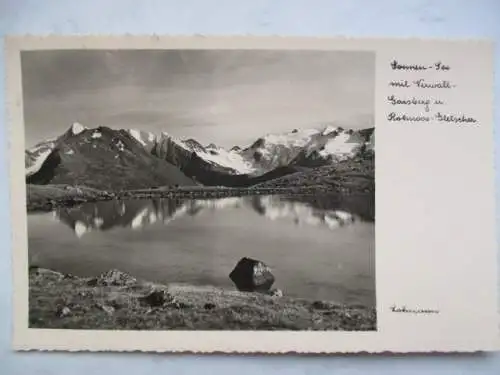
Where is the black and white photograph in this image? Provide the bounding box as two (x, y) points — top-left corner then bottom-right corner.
(23, 48), (376, 331)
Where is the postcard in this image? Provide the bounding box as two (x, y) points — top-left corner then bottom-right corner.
(5, 35), (498, 353)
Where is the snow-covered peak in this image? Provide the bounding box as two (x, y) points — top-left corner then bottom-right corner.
(158, 132), (194, 153)
(28, 138), (57, 154)
(158, 131), (175, 143)
(322, 125), (339, 135)
(26, 137), (58, 177)
(25, 148), (52, 177)
(127, 129), (157, 146)
(156, 132), (256, 174)
(71, 122), (87, 135)
(183, 139), (206, 153)
(365, 132), (375, 152)
(262, 128), (321, 148)
(215, 148), (256, 174)
(240, 125), (371, 172)
(319, 132), (359, 159)
(128, 129), (145, 145)
(189, 142), (255, 174)
(206, 143), (218, 150)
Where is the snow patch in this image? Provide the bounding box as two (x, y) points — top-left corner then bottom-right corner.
(91, 131), (102, 139)
(333, 210), (353, 222)
(324, 216), (341, 229)
(129, 129), (146, 145)
(93, 217), (104, 228)
(175, 139), (191, 152)
(322, 125), (338, 135)
(257, 147), (272, 158)
(28, 140), (56, 155)
(258, 196), (357, 230)
(148, 212), (158, 224)
(319, 133), (358, 158)
(115, 140), (125, 152)
(65, 149), (74, 155)
(71, 122), (86, 135)
(193, 197), (242, 210)
(198, 147), (255, 174)
(131, 208), (149, 229)
(324, 211), (355, 229)
(171, 205), (188, 219)
(159, 133), (254, 174)
(303, 214), (323, 226)
(25, 148), (52, 176)
(74, 221), (89, 237)
(119, 202), (126, 216)
(264, 128), (320, 148)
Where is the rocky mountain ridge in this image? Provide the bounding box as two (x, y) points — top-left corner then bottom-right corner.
(26, 124), (195, 190)
(25, 122), (374, 191)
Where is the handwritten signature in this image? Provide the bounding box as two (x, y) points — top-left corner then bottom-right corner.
(390, 305), (440, 314)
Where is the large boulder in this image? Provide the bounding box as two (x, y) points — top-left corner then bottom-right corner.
(229, 257), (275, 292)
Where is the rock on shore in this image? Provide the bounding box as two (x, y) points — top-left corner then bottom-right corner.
(229, 257), (275, 292)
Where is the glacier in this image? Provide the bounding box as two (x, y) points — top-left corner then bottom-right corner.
(25, 148), (52, 177)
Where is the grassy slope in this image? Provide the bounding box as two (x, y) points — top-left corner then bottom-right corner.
(29, 268), (376, 331)
(255, 153), (375, 193)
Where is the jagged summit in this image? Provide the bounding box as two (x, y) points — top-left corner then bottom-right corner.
(125, 129), (158, 152)
(26, 122), (195, 190)
(239, 125), (373, 172)
(70, 122), (87, 135)
(322, 124), (340, 135)
(153, 131), (255, 175)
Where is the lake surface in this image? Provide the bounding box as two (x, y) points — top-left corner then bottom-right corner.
(28, 194), (375, 306)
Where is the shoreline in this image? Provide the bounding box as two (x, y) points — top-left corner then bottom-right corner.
(26, 183), (369, 213)
(29, 267), (377, 331)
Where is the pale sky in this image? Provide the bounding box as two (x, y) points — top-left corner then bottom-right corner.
(22, 49), (374, 148)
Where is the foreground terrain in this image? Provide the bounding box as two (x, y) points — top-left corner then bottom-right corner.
(29, 267), (376, 331)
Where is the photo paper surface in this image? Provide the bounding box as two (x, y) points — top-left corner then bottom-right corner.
(5, 36), (498, 353)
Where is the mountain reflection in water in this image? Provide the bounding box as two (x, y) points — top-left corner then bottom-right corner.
(54, 195), (374, 238)
(29, 193), (375, 305)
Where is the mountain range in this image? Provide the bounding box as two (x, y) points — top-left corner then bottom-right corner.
(26, 122), (374, 191)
